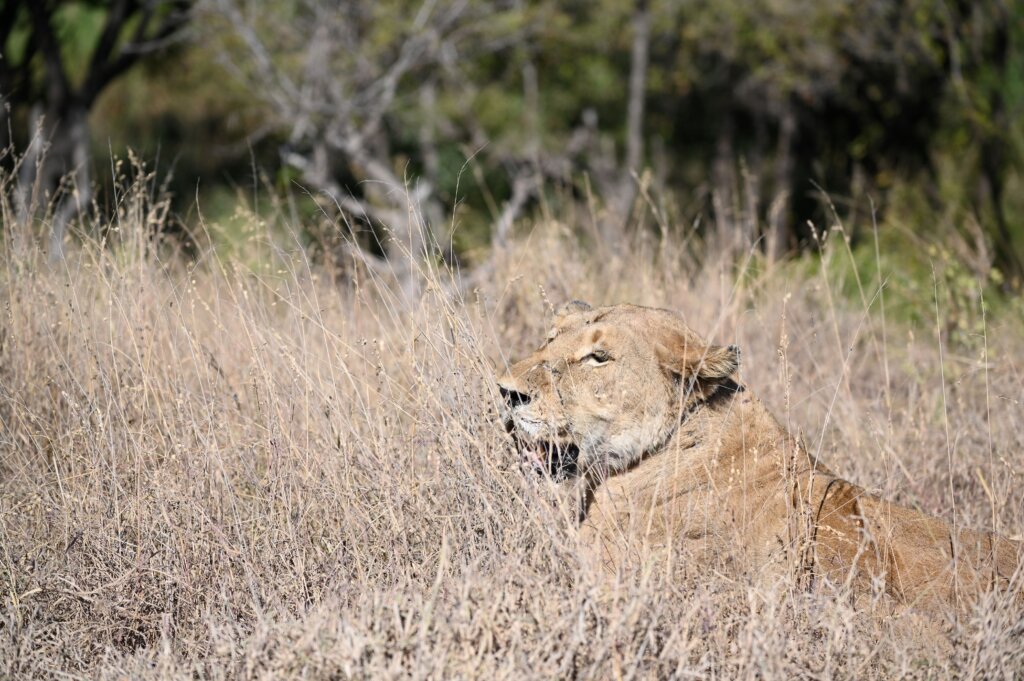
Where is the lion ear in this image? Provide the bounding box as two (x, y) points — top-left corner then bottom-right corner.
(657, 339), (740, 383)
(555, 300), (592, 318)
(696, 344), (740, 380)
(553, 300), (593, 327)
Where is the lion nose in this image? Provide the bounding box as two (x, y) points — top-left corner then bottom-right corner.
(499, 385), (531, 408)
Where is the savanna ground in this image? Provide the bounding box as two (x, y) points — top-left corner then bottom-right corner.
(1, 179), (1023, 679)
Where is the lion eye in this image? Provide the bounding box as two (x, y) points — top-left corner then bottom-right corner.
(581, 350), (611, 367)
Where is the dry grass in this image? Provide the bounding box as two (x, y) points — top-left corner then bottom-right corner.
(1, 185), (1023, 679)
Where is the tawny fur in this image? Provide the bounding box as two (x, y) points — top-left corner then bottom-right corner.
(498, 302), (1022, 612)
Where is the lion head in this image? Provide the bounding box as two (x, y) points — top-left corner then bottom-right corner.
(497, 302), (740, 482)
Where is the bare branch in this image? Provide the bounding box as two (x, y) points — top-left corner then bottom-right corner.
(84, 0), (134, 88)
(26, 3), (70, 105)
(625, 0), (650, 175)
(83, 1), (192, 103)
(493, 172), (539, 249)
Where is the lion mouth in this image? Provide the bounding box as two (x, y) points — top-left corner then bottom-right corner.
(522, 440), (580, 481)
(506, 420), (580, 481)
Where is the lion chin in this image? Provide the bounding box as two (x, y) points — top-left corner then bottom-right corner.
(498, 301), (1023, 615)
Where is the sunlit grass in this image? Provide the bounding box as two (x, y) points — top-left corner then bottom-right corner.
(1, 176), (1022, 678)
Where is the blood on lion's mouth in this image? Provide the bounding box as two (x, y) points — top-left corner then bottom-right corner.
(503, 416), (580, 481)
(517, 438), (580, 481)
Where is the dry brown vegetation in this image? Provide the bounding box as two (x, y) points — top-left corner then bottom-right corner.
(1, 184), (1023, 679)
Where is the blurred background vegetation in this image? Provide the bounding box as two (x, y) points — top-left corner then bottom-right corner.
(2, 1), (1023, 306)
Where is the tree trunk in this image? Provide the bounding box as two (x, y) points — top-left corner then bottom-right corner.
(49, 107), (92, 261)
(418, 80), (441, 191)
(766, 107), (796, 262)
(624, 0), (649, 178)
(711, 116), (737, 256)
(979, 17), (1021, 287)
(15, 102), (92, 260)
(605, 0), (650, 239)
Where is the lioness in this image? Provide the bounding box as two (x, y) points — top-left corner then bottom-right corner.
(498, 301), (1022, 612)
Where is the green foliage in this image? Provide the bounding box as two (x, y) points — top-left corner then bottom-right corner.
(5, 0), (1024, 302)
(49, 3), (107, 85)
